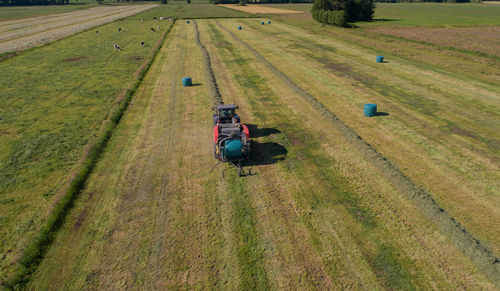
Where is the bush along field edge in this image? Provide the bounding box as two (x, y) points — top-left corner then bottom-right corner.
(2, 19), (176, 290)
(214, 20), (500, 287)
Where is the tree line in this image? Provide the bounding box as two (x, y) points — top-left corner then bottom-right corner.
(311, 0), (374, 26)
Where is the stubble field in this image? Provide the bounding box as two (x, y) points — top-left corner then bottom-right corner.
(1, 2), (499, 289)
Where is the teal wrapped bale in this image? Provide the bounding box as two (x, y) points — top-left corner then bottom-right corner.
(364, 104), (377, 117)
(376, 56), (384, 63)
(182, 77), (192, 87)
(268, 20), (271, 24)
(223, 140), (242, 159)
(261, 21), (265, 25)
(186, 20), (190, 24)
(238, 26), (242, 30)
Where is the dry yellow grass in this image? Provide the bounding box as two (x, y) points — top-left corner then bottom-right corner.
(218, 4), (303, 14)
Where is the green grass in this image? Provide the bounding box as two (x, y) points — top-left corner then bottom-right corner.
(0, 4), (96, 21)
(0, 5), (172, 284)
(261, 2), (500, 27)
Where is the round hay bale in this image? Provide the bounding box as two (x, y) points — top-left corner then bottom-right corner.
(364, 104), (377, 117)
(268, 20), (271, 24)
(183, 77), (192, 87)
(186, 20), (190, 24)
(261, 21), (265, 25)
(238, 26), (242, 30)
(376, 56), (384, 63)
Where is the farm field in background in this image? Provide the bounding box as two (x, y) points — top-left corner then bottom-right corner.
(0, 5), (171, 283)
(0, 4), (96, 22)
(1, 2), (499, 289)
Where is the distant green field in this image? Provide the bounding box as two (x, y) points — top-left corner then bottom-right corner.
(369, 3), (500, 26)
(261, 2), (500, 27)
(0, 4), (96, 21)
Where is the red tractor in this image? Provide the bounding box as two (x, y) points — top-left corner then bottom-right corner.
(212, 104), (250, 176)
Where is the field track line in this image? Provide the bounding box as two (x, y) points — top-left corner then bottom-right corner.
(193, 20), (223, 106)
(215, 20), (500, 286)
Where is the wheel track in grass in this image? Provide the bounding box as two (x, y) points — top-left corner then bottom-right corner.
(214, 19), (500, 287)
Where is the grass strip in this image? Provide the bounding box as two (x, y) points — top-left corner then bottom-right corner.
(215, 20), (500, 287)
(3, 19), (176, 290)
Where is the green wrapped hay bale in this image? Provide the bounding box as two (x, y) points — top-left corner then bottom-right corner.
(364, 103), (377, 117)
(223, 140), (242, 159)
(182, 77), (192, 87)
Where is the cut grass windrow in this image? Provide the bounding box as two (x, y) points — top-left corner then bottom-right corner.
(195, 19), (269, 289)
(193, 20), (223, 105)
(3, 20), (175, 290)
(215, 20), (500, 287)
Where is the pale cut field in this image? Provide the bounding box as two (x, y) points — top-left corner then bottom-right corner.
(0, 4), (158, 54)
(27, 20), (496, 289)
(218, 4), (303, 14)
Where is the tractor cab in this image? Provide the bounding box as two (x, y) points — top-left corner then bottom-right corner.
(213, 104), (240, 125)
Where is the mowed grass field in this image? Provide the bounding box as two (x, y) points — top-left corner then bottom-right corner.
(24, 14), (500, 291)
(1, 2), (500, 289)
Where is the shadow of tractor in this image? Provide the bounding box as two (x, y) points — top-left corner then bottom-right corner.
(243, 124), (287, 166)
(249, 141), (288, 166)
(245, 124), (281, 138)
